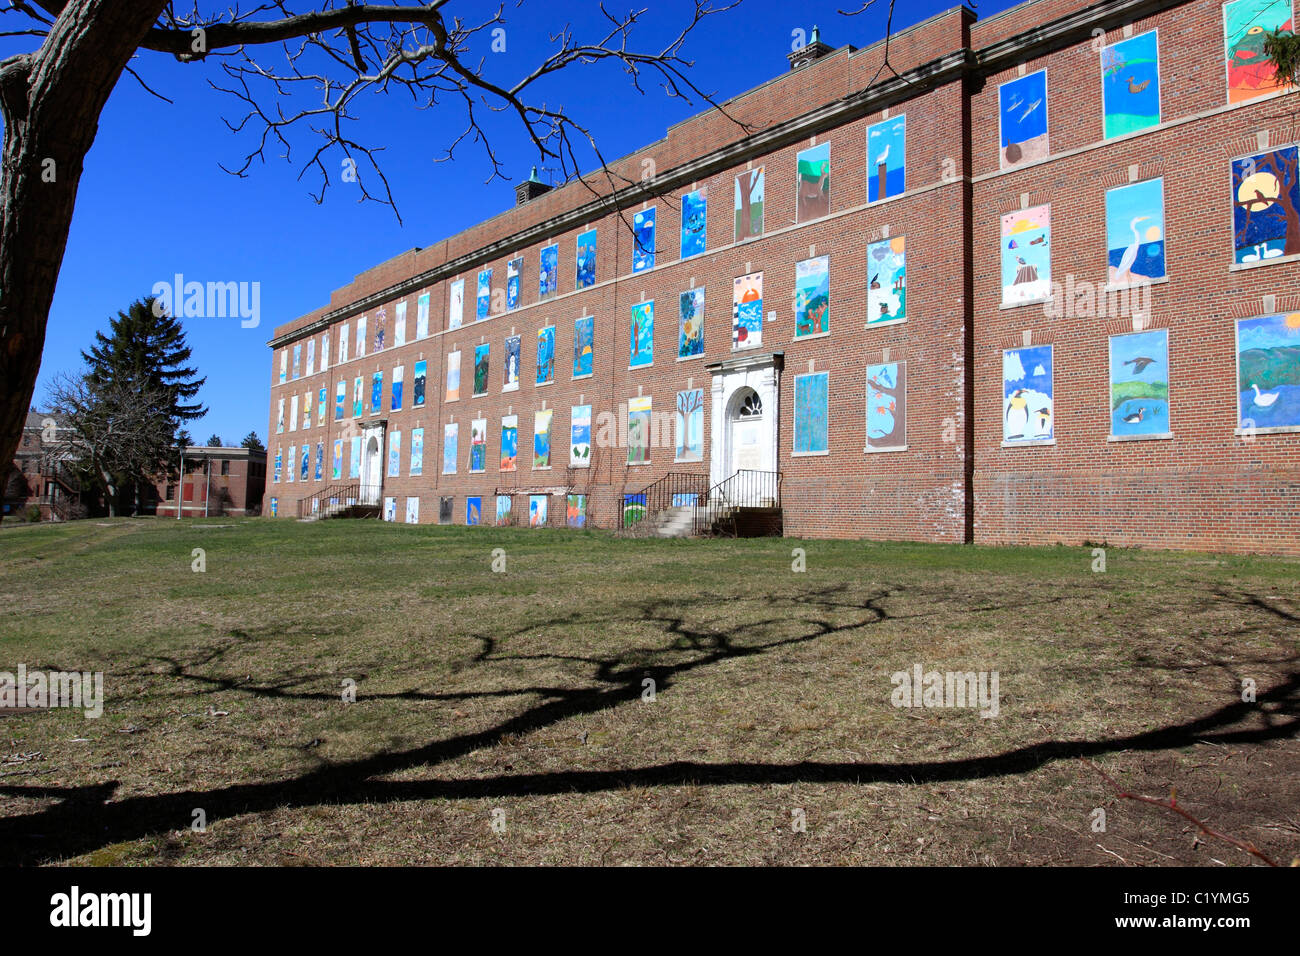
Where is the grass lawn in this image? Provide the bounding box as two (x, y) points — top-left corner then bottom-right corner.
(0, 517), (1297, 866)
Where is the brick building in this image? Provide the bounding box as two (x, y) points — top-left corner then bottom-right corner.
(154, 446), (267, 518)
(3, 412), (82, 521)
(265, 0), (1300, 554)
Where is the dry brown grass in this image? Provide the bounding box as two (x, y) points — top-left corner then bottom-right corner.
(0, 517), (1297, 866)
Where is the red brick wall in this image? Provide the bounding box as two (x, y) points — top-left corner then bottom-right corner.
(266, 0), (1300, 556)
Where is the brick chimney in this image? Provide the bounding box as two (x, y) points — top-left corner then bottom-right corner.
(787, 24), (834, 71)
(515, 166), (552, 206)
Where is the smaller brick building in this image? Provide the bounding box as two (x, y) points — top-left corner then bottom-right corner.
(154, 446), (267, 518)
(3, 412), (82, 521)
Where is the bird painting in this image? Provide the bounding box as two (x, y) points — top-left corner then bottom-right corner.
(1005, 388), (1030, 439)
(1123, 355), (1156, 374)
(1033, 406), (1052, 435)
(1121, 406), (1146, 425)
(1249, 383), (1280, 408)
(1116, 215), (1151, 282)
(1127, 76), (1151, 94)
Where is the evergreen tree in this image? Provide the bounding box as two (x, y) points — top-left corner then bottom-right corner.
(241, 431), (265, 453)
(79, 298), (207, 513)
(207, 434), (224, 447)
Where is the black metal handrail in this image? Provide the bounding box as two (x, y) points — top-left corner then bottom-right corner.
(298, 482), (361, 518)
(693, 469), (782, 536)
(618, 471), (710, 530)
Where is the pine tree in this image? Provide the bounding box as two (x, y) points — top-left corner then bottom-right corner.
(83, 297), (207, 422)
(79, 297), (207, 513)
(206, 434), (224, 447)
(241, 431), (265, 453)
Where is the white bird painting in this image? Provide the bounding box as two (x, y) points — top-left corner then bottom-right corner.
(1249, 383), (1280, 408)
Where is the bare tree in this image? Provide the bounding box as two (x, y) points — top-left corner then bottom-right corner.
(46, 370), (176, 516)
(0, 0), (746, 486)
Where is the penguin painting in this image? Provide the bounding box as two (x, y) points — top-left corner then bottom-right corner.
(1005, 388), (1030, 439)
(1033, 406), (1052, 436)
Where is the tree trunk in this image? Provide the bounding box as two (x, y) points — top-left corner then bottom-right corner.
(0, 1), (167, 475)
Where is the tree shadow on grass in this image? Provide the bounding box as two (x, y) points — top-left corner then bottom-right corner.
(0, 583), (1296, 865)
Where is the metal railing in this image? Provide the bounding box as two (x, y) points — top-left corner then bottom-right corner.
(298, 482), (365, 519)
(618, 471), (710, 531)
(693, 469), (782, 536)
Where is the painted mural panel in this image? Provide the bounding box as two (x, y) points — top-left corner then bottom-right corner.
(1225, 0), (1295, 104)
(355, 316), (366, 357)
(680, 188), (708, 259)
(449, 279), (465, 329)
(999, 69), (1049, 168)
(679, 287), (704, 358)
(570, 404), (592, 467)
(321, 332), (328, 372)
(1109, 329), (1170, 438)
(352, 376), (363, 417)
(867, 114), (906, 203)
(867, 236), (907, 325)
(273, 448), (282, 483)
(339, 322), (349, 363)
(374, 306), (386, 352)
(675, 389), (704, 462)
(476, 269), (492, 321)
(446, 350), (461, 402)
(334, 380), (345, 421)
(394, 301), (407, 348)
(443, 422), (458, 474)
(567, 495), (587, 529)
(495, 495), (513, 525)
(391, 365), (404, 411)
(796, 142), (830, 222)
(633, 208), (656, 273)
(1001, 204), (1052, 305)
(387, 431), (400, 478)
(628, 395), (652, 465)
(1106, 178), (1167, 284)
(279, 350), (287, 383)
(314, 442), (323, 481)
(384, 497), (396, 522)
(467, 497), (482, 526)
(413, 360), (427, 407)
(866, 362), (907, 451)
(793, 372), (829, 455)
(406, 497), (419, 525)
(439, 497), (453, 524)
(303, 391), (311, 429)
(470, 418), (487, 473)
(417, 293), (430, 340)
(1102, 30), (1161, 139)
(506, 257), (522, 311)
(473, 343), (489, 397)
(536, 325), (556, 383)
(349, 437), (361, 478)
(269, 497), (278, 516)
(1237, 312), (1300, 432)
(735, 167), (764, 241)
(332, 439), (343, 480)
(410, 427), (425, 476)
(292, 344), (301, 379)
(733, 272), (763, 350)
(306, 339), (315, 376)
(1232, 146), (1300, 263)
(539, 244), (558, 300)
(300, 445), (309, 481)
(500, 415), (518, 471)
(534, 409), (553, 469)
(529, 495), (549, 527)
(629, 301), (654, 368)
(287, 445), (295, 482)
(794, 255), (830, 337)
(1002, 345), (1055, 444)
(623, 494), (647, 525)
(370, 371), (383, 415)
(504, 335), (521, 390)
(276, 397), (285, 434)
(576, 229), (597, 288)
(573, 315), (594, 377)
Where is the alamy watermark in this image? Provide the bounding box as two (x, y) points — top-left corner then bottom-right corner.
(890, 664), (1000, 718)
(0, 665), (103, 718)
(151, 273), (261, 328)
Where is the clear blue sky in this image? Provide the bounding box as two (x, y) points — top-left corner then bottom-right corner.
(4, 0), (1010, 446)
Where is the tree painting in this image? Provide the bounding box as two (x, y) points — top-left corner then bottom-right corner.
(630, 302), (654, 369)
(473, 344), (489, 396)
(1233, 146), (1300, 263)
(675, 389), (704, 461)
(796, 144), (830, 222)
(866, 362), (907, 451)
(735, 167), (765, 241)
